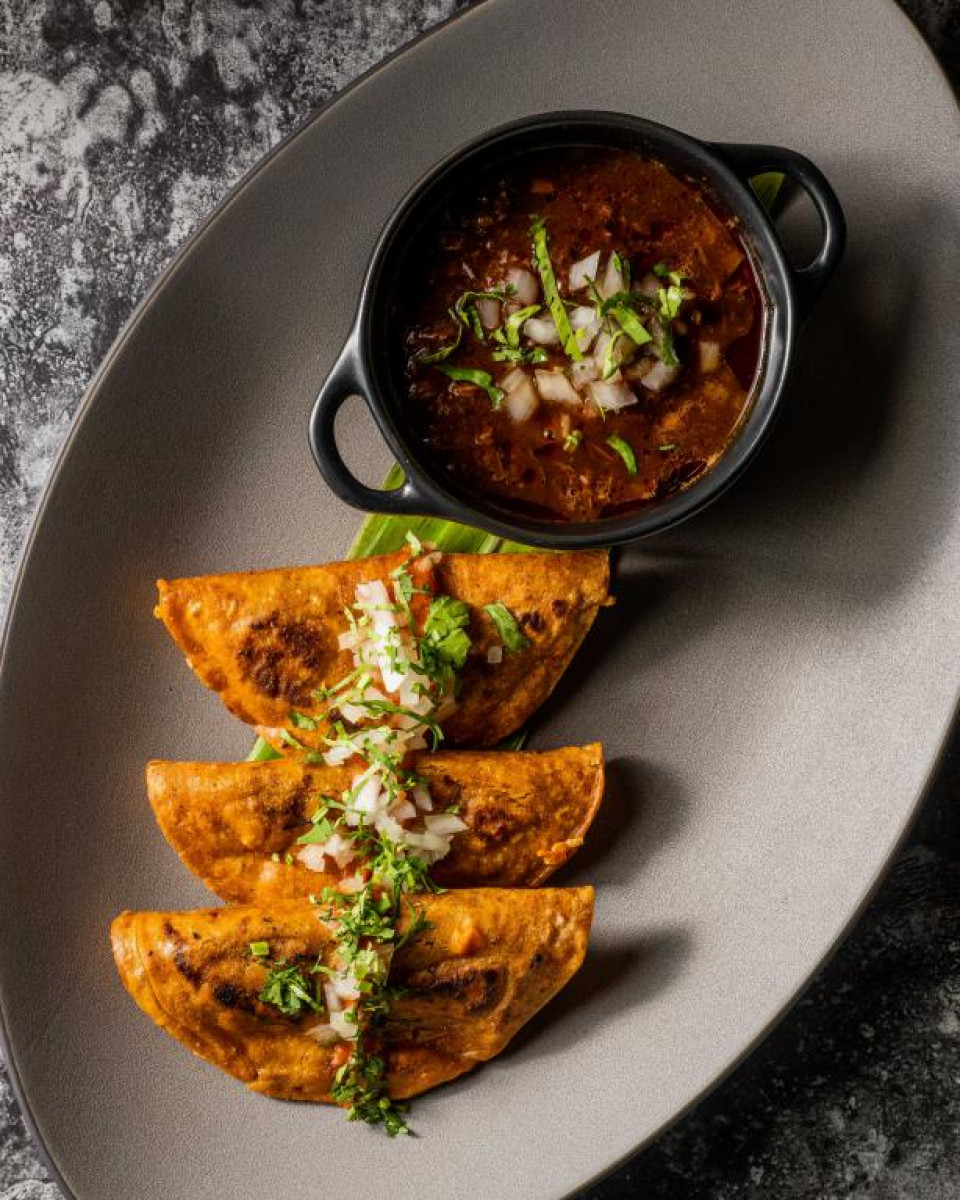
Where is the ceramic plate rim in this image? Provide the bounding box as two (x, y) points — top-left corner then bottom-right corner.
(0, 3), (957, 1197)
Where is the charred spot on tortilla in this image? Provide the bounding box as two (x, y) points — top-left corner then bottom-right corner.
(237, 615), (328, 705)
(155, 549), (609, 749)
(403, 961), (507, 1014)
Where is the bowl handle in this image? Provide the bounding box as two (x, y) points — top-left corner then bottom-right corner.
(711, 142), (846, 322)
(308, 337), (432, 515)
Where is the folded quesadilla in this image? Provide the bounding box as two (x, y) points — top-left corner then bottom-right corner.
(146, 745), (604, 902)
(155, 549), (609, 749)
(111, 887), (593, 1103)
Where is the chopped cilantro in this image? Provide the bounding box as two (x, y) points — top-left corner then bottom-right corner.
(563, 430), (583, 452)
(454, 289), (505, 342)
(607, 434), (638, 475)
(416, 308), (463, 364)
(246, 735), (282, 762)
(658, 322), (679, 368)
(491, 343), (549, 365)
(529, 217), (583, 362)
(295, 812), (336, 845)
(611, 250), (631, 289)
(249, 941), (270, 958)
(608, 303), (651, 347)
(331, 1037), (411, 1136)
(419, 595), (472, 687)
(494, 302), (541, 350)
(652, 261), (685, 287)
(290, 709), (318, 731)
(602, 329), (628, 380)
(483, 601), (530, 653)
(436, 364), (504, 410)
(258, 960), (321, 1016)
(657, 284), (685, 321)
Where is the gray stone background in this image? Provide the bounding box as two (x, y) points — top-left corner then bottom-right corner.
(0, 1), (957, 1197)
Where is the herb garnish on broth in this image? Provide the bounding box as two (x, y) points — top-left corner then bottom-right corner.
(404, 146), (761, 521)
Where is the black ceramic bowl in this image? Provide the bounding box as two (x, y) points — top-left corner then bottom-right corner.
(309, 111), (845, 548)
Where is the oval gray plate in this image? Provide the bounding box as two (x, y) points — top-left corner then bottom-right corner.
(1, 2), (958, 1199)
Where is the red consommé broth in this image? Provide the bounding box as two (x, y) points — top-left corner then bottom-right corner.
(402, 146), (763, 523)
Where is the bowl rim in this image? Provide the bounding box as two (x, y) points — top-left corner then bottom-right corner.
(328, 110), (812, 548)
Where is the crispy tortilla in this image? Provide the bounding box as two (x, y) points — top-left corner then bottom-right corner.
(155, 550), (609, 748)
(146, 745), (604, 902)
(110, 887), (594, 1102)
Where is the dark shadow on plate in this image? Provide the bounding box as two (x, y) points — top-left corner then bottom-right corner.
(552, 757), (690, 889)
(533, 554), (740, 728)
(504, 926), (693, 1065)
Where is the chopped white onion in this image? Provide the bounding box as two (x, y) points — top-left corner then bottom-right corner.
(507, 267), (539, 305)
(640, 359), (681, 392)
(568, 250), (601, 291)
(376, 814), (405, 844)
(337, 873), (366, 894)
(297, 844), (329, 873)
(322, 742), (355, 766)
(535, 369), (581, 407)
(569, 305), (598, 329)
(330, 975), (361, 1002)
(587, 378), (638, 412)
(593, 329), (632, 375)
(500, 366), (528, 394)
(637, 273), (660, 299)
(413, 784), (434, 812)
(424, 813), (468, 837)
(599, 253), (625, 299)
(355, 580), (391, 611)
(699, 340), (721, 374)
(330, 1009), (358, 1041)
(352, 774), (384, 815)
(324, 831), (358, 868)
(523, 315), (561, 345)
(306, 1022), (340, 1044)
(389, 799), (417, 822)
(370, 609), (398, 639)
(487, 645), (503, 664)
(377, 654), (407, 695)
(477, 296), (501, 330)
(569, 304), (601, 351)
(570, 359), (601, 390)
(503, 376), (539, 423)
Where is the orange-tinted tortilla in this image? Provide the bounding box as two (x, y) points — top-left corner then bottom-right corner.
(155, 550), (610, 749)
(146, 745), (604, 902)
(110, 887), (594, 1102)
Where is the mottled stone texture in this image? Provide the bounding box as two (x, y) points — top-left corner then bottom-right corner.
(0, 0), (467, 604)
(0, 3), (957, 1199)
